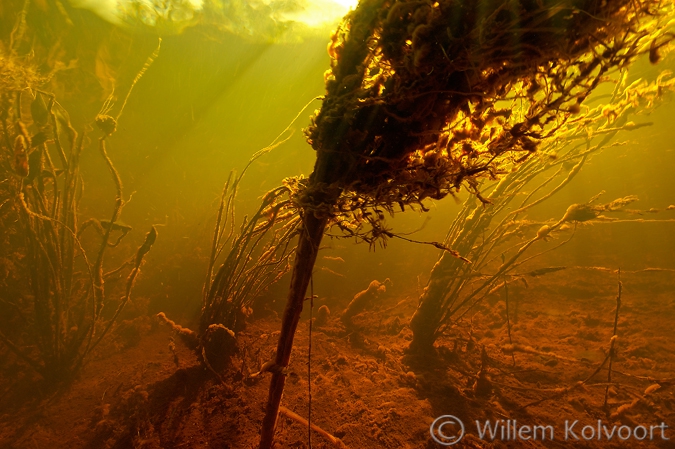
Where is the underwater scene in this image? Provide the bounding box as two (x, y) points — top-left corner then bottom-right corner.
(2, 0), (675, 447)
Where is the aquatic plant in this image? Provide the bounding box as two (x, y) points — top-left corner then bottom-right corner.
(408, 71), (675, 352)
(257, 0), (675, 446)
(0, 33), (158, 383)
(157, 147), (301, 370)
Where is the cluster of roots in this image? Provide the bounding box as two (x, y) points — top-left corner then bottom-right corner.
(294, 0), (673, 246)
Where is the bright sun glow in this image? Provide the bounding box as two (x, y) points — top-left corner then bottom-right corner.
(70, 0), (359, 33)
(281, 0), (359, 27)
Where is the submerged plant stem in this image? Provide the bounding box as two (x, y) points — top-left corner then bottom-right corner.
(259, 213), (329, 449)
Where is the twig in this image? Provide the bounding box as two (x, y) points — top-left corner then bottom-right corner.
(501, 343), (581, 363)
(611, 370), (675, 385)
(116, 38), (162, 122)
(519, 352), (612, 410)
(512, 154), (588, 216)
(604, 270), (622, 410)
(308, 274), (314, 448)
(86, 227), (157, 357)
(91, 137), (124, 317)
(503, 275), (516, 367)
(279, 406), (348, 448)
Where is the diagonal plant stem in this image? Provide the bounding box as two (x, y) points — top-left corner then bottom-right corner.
(604, 270), (622, 410)
(259, 212), (331, 449)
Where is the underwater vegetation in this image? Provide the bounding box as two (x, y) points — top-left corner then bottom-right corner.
(253, 0), (675, 446)
(158, 149), (301, 371)
(0, 39), (159, 383)
(409, 72), (675, 352)
(2, 0), (675, 448)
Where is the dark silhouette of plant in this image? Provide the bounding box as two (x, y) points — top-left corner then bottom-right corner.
(257, 0), (675, 447)
(0, 28), (159, 383)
